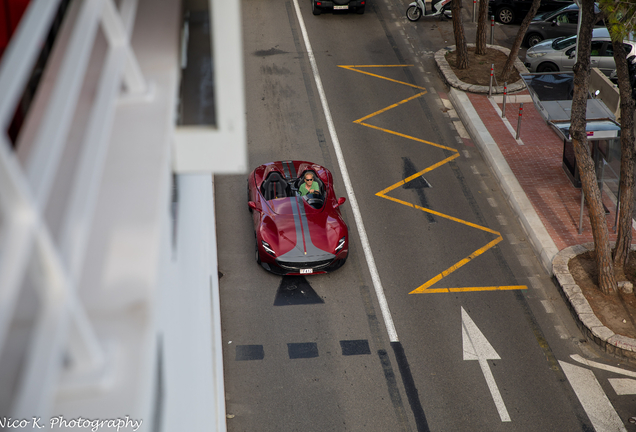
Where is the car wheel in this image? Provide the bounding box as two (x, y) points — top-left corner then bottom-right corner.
(537, 62), (559, 73)
(497, 6), (514, 24)
(526, 33), (543, 47)
(406, 5), (422, 21)
(312, 0), (321, 15)
(356, 5), (365, 14)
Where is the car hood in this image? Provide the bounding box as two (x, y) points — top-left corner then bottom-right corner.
(261, 197), (345, 259)
(529, 38), (556, 52)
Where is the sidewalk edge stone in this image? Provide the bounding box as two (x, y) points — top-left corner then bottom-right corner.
(554, 246), (636, 362)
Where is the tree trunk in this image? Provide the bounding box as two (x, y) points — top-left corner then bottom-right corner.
(475, 0), (489, 55)
(571, 0), (617, 294)
(610, 38), (636, 268)
(500, 0), (540, 82)
(452, 0), (469, 69)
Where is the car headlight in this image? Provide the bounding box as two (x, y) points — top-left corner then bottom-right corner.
(261, 240), (276, 256)
(335, 236), (346, 252)
(526, 51), (547, 59)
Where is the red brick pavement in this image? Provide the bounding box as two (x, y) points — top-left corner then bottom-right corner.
(465, 91), (627, 251)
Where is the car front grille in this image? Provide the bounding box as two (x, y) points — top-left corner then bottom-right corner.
(277, 259), (333, 270)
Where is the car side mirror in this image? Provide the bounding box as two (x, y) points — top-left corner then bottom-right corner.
(334, 197), (346, 208)
(551, 20), (558, 26)
(248, 201), (262, 212)
(568, 51), (576, 59)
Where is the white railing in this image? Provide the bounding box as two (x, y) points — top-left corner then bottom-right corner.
(0, 0), (143, 418)
(0, 0), (241, 428)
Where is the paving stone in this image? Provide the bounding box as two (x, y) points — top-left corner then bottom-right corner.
(590, 325), (615, 342)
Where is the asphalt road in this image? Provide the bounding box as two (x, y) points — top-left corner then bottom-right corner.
(216, 0), (636, 430)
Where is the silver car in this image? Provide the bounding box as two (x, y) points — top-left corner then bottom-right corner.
(524, 28), (636, 76)
(524, 3), (603, 47)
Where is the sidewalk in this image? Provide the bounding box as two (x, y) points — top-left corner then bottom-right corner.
(440, 66), (636, 361)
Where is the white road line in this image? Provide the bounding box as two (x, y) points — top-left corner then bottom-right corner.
(571, 354), (636, 378)
(608, 378), (636, 395)
(559, 361), (627, 432)
(292, 0), (399, 342)
(517, 254), (532, 267)
(540, 300), (554, 314)
(487, 197), (497, 207)
(461, 308), (511, 422)
(554, 325), (569, 339)
(462, 150), (471, 158)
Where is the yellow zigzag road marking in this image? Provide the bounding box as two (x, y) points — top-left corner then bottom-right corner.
(340, 65), (526, 294)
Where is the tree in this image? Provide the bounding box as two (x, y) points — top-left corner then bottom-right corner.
(500, 0), (541, 82)
(599, 0), (636, 270)
(475, 0), (489, 55)
(571, 0), (617, 294)
(452, 0), (469, 69)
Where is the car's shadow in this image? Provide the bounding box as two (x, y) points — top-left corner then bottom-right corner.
(273, 276), (325, 306)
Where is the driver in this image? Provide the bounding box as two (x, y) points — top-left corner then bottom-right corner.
(299, 172), (319, 196)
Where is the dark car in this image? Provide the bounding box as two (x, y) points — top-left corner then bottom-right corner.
(524, 3), (604, 46)
(312, 0), (366, 15)
(488, 0), (573, 24)
(247, 161), (349, 275)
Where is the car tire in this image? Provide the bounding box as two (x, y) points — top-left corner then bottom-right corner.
(356, 5), (365, 14)
(406, 5), (422, 21)
(537, 62), (559, 73)
(525, 33), (543, 47)
(312, 0), (321, 15)
(497, 6), (514, 24)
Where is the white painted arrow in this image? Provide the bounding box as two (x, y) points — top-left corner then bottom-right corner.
(461, 307), (511, 422)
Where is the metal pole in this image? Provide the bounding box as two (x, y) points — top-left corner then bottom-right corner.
(489, 63), (494, 97)
(502, 82), (507, 118)
(473, 0), (477, 23)
(490, 15), (495, 45)
(515, 103), (523, 139)
(614, 181), (621, 232)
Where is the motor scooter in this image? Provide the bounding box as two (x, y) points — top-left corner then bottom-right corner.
(406, 0), (452, 21)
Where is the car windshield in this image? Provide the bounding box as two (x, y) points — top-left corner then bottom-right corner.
(553, 35), (577, 50)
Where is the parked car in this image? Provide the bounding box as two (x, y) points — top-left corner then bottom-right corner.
(311, 0), (366, 15)
(524, 3), (604, 47)
(524, 28), (636, 76)
(488, 0), (572, 24)
(247, 161), (349, 275)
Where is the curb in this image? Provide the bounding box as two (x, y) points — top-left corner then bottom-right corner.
(553, 244), (636, 362)
(436, 44), (528, 94)
(448, 88), (559, 275)
(445, 74), (636, 363)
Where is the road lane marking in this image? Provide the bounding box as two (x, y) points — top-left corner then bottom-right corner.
(462, 307), (511, 422)
(571, 354), (636, 378)
(540, 300), (554, 313)
(341, 66), (527, 294)
(291, 0), (399, 342)
(559, 360), (627, 432)
(608, 378), (636, 395)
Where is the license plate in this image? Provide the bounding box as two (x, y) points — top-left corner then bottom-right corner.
(333, 5), (348, 9)
(300, 268), (313, 274)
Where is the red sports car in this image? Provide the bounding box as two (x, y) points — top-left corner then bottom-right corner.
(247, 161), (349, 275)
